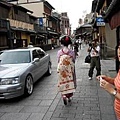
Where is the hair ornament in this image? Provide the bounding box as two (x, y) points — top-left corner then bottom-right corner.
(65, 36), (69, 41)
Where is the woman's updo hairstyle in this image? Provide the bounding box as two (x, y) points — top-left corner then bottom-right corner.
(60, 36), (72, 46)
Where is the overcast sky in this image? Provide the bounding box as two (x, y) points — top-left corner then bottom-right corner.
(47, 0), (93, 31)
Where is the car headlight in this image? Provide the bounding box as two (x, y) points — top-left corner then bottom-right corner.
(0, 77), (19, 85)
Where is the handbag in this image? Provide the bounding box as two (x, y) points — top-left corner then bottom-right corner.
(85, 54), (91, 63)
(85, 47), (92, 63)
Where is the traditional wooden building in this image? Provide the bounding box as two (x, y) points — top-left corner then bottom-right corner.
(104, 0), (120, 72)
(19, 0), (61, 49)
(0, 1), (12, 50)
(91, 0), (117, 59)
(0, 1), (37, 50)
(91, 0), (120, 71)
(75, 23), (92, 42)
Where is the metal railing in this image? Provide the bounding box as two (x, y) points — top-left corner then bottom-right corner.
(100, 43), (115, 59)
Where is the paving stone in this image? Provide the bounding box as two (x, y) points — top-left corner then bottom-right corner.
(0, 46), (117, 120)
(27, 113), (45, 120)
(0, 113), (30, 120)
(20, 106), (49, 113)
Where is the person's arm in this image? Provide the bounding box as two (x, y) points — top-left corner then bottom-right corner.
(114, 91), (120, 99)
(57, 51), (60, 63)
(71, 50), (76, 62)
(100, 80), (120, 100)
(102, 75), (115, 85)
(93, 47), (98, 53)
(93, 46), (100, 53)
(96, 75), (115, 85)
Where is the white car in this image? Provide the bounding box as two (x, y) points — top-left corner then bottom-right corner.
(0, 47), (52, 99)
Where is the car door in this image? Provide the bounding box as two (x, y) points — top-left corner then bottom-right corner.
(31, 50), (42, 81)
(37, 49), (48, 76)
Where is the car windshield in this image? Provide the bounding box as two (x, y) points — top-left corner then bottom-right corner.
(0, 51), (31, 64)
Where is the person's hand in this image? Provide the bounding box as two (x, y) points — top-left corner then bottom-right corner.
(96, 75), (106, 81)
(96, 75), (101, 81)
(100, 79), (115, 94)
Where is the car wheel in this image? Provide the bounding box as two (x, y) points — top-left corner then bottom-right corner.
(46, 62), (52, 76)
(24, 75), (33, 96)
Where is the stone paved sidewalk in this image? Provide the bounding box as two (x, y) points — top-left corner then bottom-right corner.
(49, 45), (117, 120)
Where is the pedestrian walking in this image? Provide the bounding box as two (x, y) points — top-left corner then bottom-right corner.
(78, 37), (82, 49)
(57, 35), (77, 105)
(88, 39), (101, 80)
(74, 42), (79, 57)
(96, 45), (120, 120)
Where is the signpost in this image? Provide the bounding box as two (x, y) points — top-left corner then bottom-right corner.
(96, 17), (105, 26)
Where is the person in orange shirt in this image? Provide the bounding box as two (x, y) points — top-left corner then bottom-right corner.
(96, 45), (120, 120)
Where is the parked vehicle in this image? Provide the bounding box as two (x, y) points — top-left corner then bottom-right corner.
(0, 47), (52, 99)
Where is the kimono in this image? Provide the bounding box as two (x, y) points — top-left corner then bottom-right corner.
(57, 48), (76, 96)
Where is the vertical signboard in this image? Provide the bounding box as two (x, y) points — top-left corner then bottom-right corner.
(96, 17), (105, 26)
(39, 18), (43, 27)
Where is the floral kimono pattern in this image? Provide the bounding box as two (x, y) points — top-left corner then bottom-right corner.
(57, 54), (75, 95)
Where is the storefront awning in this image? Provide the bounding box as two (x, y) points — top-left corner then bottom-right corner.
(104, 0), (120, 30)
(105, 0), (120, 20)
(48, 31), (58, 35)
(37, 34), (45, 38)
(11, 27), (36, 33)
(109, 11), (120, 30)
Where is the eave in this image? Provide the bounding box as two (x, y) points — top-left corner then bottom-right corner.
(14, 5), (33, 13)
(44, 1), (55, 10)
(96, 0), (105, 12)
(0, 1), (12, 8)
(104, 0), (120, 20)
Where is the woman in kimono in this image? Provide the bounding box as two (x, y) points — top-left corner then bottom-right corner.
(57, 36), (76, 105)
(96, 45), (120, 120)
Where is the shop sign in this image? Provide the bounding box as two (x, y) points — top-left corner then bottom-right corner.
(39, 18), (43, 27)
(96, 17), (105, 26)
(8, 19), (34, 30)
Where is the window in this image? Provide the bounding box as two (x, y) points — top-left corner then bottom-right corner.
(0, 35), (7, 47)
(32, 50), (40, 60)
(0, 51), (30, 64)
(32, 49), (46, 60)
(37, 49), (45, 58)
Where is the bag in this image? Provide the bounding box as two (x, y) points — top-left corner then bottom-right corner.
(85, 54), (91, 63)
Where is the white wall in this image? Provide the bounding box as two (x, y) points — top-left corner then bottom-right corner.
(20, 2), (44, 17)
(20, 2), (47, 26)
